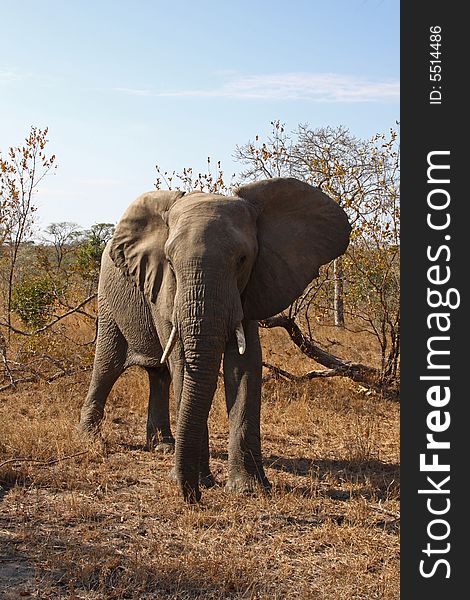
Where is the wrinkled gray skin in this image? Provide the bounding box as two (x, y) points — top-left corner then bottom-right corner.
(78, 177), (351, 502)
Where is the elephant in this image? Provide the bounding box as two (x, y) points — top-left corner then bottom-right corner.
(78, 177), (351, 502)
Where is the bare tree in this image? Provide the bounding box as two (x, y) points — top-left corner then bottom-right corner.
(41, 222), (82, 273)
(235, 122), (364, 327)
(234, 120), (294, 180)
(155, 157), (236, 195)
(235, 121), (400, 388)
(0, 127), (57, 338)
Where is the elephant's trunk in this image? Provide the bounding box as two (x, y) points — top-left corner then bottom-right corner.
(172, 265), (241, 501)
(175, 337), (223, 501)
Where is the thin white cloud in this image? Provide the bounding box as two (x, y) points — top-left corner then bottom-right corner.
(114, 72), (399, 103)
(0, 70), (23, 84)
(113, 87), (153, 97)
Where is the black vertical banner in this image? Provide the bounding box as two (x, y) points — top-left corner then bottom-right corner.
(401, 4), (466, 598)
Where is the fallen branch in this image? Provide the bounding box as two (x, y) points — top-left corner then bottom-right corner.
(0, 376), (37, 392)
(260, 315), (389, 392)
(47, 365), (91, 382)
(0, 365), (91, 393)
(262, 362), (339, 382)
(0, 450), (89, 469)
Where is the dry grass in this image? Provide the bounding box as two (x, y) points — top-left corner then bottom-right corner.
(0, 326), (399, 599)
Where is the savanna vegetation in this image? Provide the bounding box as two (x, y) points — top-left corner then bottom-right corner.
(1, 124), (400, 598)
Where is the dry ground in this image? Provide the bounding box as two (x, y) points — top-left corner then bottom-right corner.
(0, 326), (399, 599)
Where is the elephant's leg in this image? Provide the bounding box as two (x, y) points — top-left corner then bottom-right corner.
(223, 320), (271, 494)
(145, 366), (175, 452)
(78, 311), (127, 436)
(199, 423), (216, 487)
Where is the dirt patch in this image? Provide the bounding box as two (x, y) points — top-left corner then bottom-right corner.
(0, 530), (36, 599)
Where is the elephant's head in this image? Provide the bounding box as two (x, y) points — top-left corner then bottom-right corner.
(109, 177), (351, 500)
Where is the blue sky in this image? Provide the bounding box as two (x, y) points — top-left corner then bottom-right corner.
(1, 0), (399, 231)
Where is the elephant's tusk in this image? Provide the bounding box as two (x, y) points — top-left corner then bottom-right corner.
(160, 326), (178, 364)
(235, 322), (246, 355)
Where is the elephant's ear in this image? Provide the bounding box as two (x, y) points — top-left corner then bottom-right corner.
(236, 178), (351, 321)
(109, 190), (185, 301)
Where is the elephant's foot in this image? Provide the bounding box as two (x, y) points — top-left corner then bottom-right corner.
(76, 419), (102, 441)
(146, 435), (175, 454)
(167, 468), (201, 503)
(155, 441), (175, 454)
(225, 471), (272, 495)
(76, 421), (107, 456)
(168, 467), (216, 488)
(182, 483), (201, 504)
(199, 472), (216, 488)
(78, 403), (104, 439)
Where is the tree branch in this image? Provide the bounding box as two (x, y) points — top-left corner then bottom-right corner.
(260, 315), (386, 391)
(0, 364), (91, 393)
(0, 450), (89, 469)
(262, 362), (340, 382)
(0, 293), (97, 336)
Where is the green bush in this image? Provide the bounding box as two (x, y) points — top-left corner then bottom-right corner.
(73, 223), (114, 288)
(11, 277), (56, 328)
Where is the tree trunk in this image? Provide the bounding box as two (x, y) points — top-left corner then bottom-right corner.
(333, 257), (345, 328)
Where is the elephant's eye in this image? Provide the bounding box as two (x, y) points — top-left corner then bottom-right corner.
(237, 255), (247, 268)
